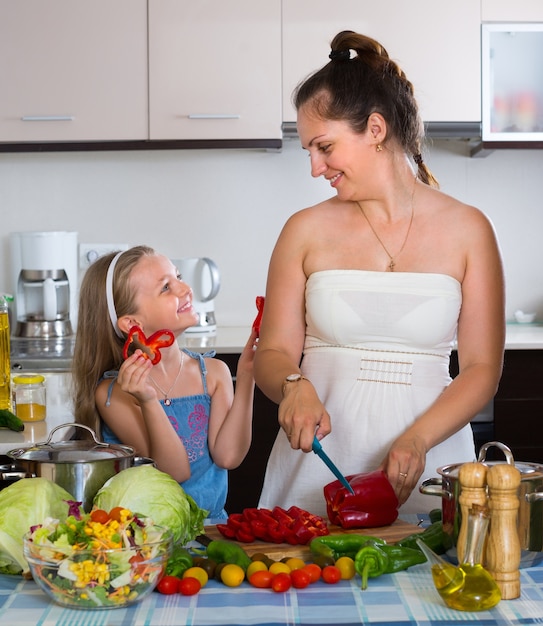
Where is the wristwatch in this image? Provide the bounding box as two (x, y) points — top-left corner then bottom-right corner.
(282, 373), (309, 396)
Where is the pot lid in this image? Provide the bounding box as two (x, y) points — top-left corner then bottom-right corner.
(6, 423), (134, 463)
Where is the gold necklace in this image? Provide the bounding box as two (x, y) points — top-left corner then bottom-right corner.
(357, 180), (416, 272)
(149, 351), (185, 406)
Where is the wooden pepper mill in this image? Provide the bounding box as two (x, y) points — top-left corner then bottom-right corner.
(457, 462), (488, 564)
(485, 463), (522, 600)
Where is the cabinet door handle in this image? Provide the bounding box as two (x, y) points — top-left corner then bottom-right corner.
(188, 114), (241, 119)
(21, 115), (74, 122)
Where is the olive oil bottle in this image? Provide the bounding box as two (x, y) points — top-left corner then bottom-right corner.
(0, 296), (11, 411)
(417, 505), (501, 612)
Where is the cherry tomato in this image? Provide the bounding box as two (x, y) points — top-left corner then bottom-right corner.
(248, 570), (274, 589)
(156, 575), (180, 595)
(301, 563), (322, 584)
(271, 572), (291, 593)
(290, 568), (311, 589)
(108, 506), (126, 522)
(335, 556), (356, 580)
(321, 565), (341, 584)
(183, 566), (208, 588)
(90, 509), (110, 524)
(220, 563), (245, 587)
(285, 557), (306, 571)
(269, 562), (291, 576)
(246, 561), (268, 579)
(178, 577), (202, 596)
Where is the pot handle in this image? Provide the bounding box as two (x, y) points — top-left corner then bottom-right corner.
(419, 477), (455, 501)
(44, 423), (101, 445)
(477, 441), (515, 465)
(525, 491), (543, 503)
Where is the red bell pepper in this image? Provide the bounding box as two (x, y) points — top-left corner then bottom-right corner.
(252, 296), (265, 337)
(324, 470), (399, 529)
(122, 326), (175, 364)
(217, 505), (329, 545)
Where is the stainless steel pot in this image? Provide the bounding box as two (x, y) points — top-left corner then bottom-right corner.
(7, 423), (135, 511)
(420, 441), (543, 555)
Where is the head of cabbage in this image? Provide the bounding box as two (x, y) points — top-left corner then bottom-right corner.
(0, 477), (75, 575)
(93, 465), (207, 544)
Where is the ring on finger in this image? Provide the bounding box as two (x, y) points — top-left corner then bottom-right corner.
(399, 472), (408, 479)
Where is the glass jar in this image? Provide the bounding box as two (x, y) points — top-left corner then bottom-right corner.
(12, 374), (46, 422)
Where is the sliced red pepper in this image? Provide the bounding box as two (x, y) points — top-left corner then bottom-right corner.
(122, 326), (175, 364)
(215, 523), (236, 539)
(252, 296), (265, 337)
(236, 528), (256, 543)
(324, 469), (399, 529)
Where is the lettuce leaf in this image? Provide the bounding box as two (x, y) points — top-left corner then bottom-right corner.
(93, 465), (207, 545)
(0, 478), (74, 575)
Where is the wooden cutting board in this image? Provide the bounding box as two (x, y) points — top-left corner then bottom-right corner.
(202, 519), (423, 561)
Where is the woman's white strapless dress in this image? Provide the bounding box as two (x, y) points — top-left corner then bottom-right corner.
(258, 270), (476, 517)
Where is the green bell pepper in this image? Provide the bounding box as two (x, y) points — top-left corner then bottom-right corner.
(165, 544), (193, 578)
(310, 534), (385, 560)
(395, 520), (447, 555)
(205, 539), (252, 571)
(354, 540), (426, 589)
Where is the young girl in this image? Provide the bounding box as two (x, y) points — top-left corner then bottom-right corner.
(72, 245), (257, 519)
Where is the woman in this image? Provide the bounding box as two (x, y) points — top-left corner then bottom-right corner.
(72, 246), (257, 518)
(255, 31), (505, 516)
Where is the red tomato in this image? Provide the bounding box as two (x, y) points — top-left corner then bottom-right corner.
(156, 575), (180, 595)
(290, 568), (311, 589)
(109, 506), (126, 522)
(178, 577), (202, 596)
(90, 509), (110, 524)
(301, 563), (321, 584)
(321, 565), (341, 584)
(271, 572), (291, 593)
(249, 570), (274, 589)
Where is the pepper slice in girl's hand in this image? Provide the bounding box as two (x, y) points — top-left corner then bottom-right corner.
(324, 469), (399, 528)
(123, 326), (175, 364)
(252, 296), (265, 337)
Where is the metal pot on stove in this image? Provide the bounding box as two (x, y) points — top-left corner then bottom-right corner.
(420, 441), (543, 555)
(7, 423), (137, 512)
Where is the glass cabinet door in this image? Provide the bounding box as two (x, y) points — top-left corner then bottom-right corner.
(482, 23), (543, 142)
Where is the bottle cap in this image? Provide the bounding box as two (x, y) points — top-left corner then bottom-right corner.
(13, 374), (45, 385)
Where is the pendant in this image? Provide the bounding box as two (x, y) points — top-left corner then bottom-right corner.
(164, 398), (171, 406)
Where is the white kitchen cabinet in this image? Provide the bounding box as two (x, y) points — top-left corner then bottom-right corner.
(482, 0), (543, 22)
(0, 0), (148, 143)
(282, 1), (481, 125)
(148, 0), (282, 142)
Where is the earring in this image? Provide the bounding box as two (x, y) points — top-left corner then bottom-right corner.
(376, 144), (383, 152)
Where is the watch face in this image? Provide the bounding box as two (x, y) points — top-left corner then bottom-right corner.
(286, 374), (302, 382)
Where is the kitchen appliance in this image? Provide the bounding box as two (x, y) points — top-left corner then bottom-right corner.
(174, 257), (221, 333)
(10, 231), (78, 338)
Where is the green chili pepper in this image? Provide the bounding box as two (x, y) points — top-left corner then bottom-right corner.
(165, 545), (193, 578)
(354, 540), (427, 590)
(310, 534), (385, 560)
(396, 520), (447, 555)
(429, 508), (442, 524)
(205, 539), (252, 571)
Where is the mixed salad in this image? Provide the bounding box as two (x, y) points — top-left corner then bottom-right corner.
(24, 503), (172, 609)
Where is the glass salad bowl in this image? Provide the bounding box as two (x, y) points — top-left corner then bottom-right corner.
(23, 509), (173, 610)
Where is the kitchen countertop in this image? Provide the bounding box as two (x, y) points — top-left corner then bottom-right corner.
(2, 565), (543, 625)
(9, 324), (543, 374)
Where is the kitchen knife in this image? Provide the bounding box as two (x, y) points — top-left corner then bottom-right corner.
(312, 436), (355, 494)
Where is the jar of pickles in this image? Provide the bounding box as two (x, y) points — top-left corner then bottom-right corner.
(12, 374), (46, 422)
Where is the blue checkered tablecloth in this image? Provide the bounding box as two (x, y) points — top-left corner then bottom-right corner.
(2, 565), (543, 626)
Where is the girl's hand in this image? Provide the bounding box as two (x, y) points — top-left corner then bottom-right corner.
(117, 350), (157, 403)
(236, 328), (258, 379)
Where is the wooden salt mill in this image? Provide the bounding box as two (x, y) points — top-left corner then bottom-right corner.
(485, 463), (522, 600)
(457, 462), (488, 564)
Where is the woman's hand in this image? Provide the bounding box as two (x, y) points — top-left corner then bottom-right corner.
(117, 350), (157, 404)
(279, 379), (331, 452)
(236, 328), (258, 380)
(378, 434), (427, 506)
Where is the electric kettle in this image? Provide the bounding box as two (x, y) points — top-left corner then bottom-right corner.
(173, 257), (220, 333)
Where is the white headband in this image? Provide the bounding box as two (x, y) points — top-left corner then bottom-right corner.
(105, 251), (125, 338)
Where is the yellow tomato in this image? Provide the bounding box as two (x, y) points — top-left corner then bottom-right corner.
(335, 556), (356, 580)
(268, 561), (292, 575)
(220, 563), (245, 587)
(246, 560), (268, 579)
(285, 557), (306, 571)
(183, 566), (209, 588)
